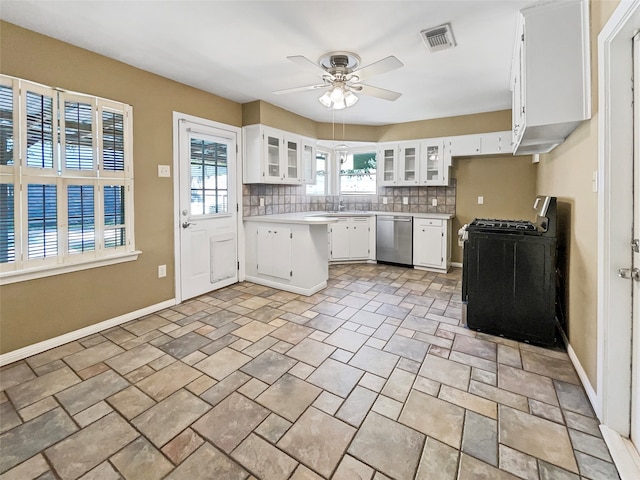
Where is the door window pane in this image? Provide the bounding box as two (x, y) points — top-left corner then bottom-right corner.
(190, 138), (228, 215)
(26, 92), (55, 169)
(0, 183), (14, 263)
(27, 184), (57, 258)
(68, 185), (95, 253)
(0, 85), (14, 166)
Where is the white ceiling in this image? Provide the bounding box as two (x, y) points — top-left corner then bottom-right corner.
(1, 0), (545, 126)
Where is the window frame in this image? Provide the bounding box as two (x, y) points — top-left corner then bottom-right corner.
(0, 75), (138, 285)
(306, 148), (330, 196)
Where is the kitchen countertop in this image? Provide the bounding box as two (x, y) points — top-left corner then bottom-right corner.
(243, 212), (340, 225)
(243, 211), (455, 224)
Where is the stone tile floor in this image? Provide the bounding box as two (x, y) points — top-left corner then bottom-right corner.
(0, 264), (621, 480)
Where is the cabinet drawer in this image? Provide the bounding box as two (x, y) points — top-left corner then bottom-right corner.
(416, 219), (443, 227)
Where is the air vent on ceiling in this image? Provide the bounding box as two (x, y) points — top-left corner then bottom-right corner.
(420, 23), (456, 53)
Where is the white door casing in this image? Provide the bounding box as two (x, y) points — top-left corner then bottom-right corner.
(597, 1), (640, 477)
(173, 113), (240, 302)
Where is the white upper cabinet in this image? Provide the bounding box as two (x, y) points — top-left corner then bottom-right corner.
(283, 134), (300, 183)
(449, 134), (481, 157)
(448, 131), (511, 157)
(481, 131), (511, 155)
(243, 125), (302, 184)
(300, 138), (316, 185)
(420, 139), (449, 186)
(379, 139), (450, 187)
(511, 0), (590, 155)
(399, 142), (421, 186)
(378, 144), (398, 186)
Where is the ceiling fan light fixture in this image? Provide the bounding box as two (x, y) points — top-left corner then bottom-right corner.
(319, 85), (358, 110)
(330, 86), (345, 103)
(343, 90), (358, 107)
(318, 91), (332, 107)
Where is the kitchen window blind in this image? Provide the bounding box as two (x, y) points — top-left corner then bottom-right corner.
(0, 74), (136, 282)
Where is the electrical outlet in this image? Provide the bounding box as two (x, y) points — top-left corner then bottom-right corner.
(158, 165), (170, 177)
(403, 197), (409, 205)
(259, 197), (265, 207)
(382, 197), (388, 205)
(158, 264), (166, 278)
(478, 196), (484, 205)
(431, 198), (438, 207)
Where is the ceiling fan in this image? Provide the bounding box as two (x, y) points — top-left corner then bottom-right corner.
(273, 51), (403, 109)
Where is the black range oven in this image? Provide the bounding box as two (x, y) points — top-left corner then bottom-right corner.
(462, 196), (558, 346)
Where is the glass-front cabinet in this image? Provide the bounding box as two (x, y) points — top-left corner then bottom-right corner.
(243, 125), (302, 184)
(378, 145), (397, 186)
(399, 142), (420, 185)
(420, 139), (449, 186)
(378, 139), (450, 187)
(265, 133), (281, 182)
(284, 136), (299, 182)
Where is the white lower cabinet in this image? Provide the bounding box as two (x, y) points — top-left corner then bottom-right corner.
(330, 216), (373, 261)
(245, 219), (332, 296)
(413, 218), (451, 272)
(257, 227), (292, 279)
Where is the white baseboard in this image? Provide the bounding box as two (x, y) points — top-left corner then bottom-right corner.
(243, 275), (325, 297)
(451, 261), (463, 268)
(600, 425), (640, 480)
(0, 299), (176, 367)
(565, 338), (602, 419)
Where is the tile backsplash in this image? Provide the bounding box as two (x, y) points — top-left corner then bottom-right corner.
(242, 180), (456, 217)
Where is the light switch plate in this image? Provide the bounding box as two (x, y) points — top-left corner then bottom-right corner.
(158, 264), (166, 278)
(403, 197), (409, 205)
(382, 197), (388, 205)
(478, 196), (484, 205)
(432, 198), (438, 207)
(158, 165), (171, 177)
(259, 197), (265, 207)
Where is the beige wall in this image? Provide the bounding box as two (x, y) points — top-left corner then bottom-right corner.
(536, 0), (619, 388)
(0, 22), (243, 353)
(242, 101), (317, 138)
(451, 155), (538, 263)
(378, 110), (512, 142)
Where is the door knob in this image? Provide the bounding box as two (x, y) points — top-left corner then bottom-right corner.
(618, 268), (640, 280)
(182, 221), (191, 229)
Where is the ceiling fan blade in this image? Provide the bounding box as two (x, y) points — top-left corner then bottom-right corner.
(351, 56), (403, 82)
(287, 55), (334, 80)
(355, 84), (402, 101)
(272, 84), (328, 95)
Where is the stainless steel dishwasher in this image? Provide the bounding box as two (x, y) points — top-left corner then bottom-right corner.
(376, 215), (413, 266)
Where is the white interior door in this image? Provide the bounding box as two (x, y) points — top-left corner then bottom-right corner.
(177, 119), (238, 301)
(631, 32), (640, 456)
